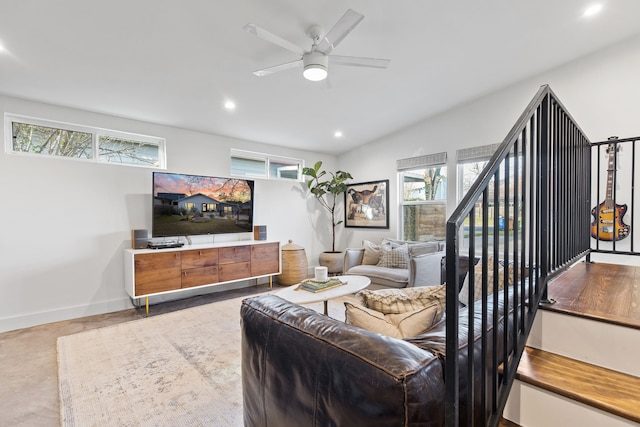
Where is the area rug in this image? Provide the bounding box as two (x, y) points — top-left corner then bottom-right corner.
(57, 292), (346, 426)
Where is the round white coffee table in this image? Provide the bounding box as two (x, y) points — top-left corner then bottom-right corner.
(273, 275), (371, 315)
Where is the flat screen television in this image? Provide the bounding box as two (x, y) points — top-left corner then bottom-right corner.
(152, 172), (254, 238)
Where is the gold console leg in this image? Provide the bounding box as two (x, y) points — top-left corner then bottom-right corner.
(145, 297), (149, 317)
(269, 276), (273, 289)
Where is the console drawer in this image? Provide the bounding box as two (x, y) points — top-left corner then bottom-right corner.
(182, 266), (219, 288)
(219, 245), (250, 264)
(182, 248), (218, 269)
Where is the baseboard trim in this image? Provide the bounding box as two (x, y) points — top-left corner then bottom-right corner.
(0, 280), (262, 334)
(0, 298), (133, 334)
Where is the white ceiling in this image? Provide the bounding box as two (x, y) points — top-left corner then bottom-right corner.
(1, 1), (640, 155)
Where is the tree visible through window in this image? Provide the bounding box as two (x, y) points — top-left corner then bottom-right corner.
(12, 122), (93, 159)
(98, 135), (161, 167)
(7, 114), (165, 168)
(401, 166), (447, 241)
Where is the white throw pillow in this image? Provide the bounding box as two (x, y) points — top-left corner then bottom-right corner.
(344, 302), (403, 338)
(344, 302), (441, 339)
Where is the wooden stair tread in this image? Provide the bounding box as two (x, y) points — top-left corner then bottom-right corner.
(543, 262), (640, 331)
(516, 346), (640, 423)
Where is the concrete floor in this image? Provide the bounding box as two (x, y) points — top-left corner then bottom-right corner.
(0, 284), (270, 427)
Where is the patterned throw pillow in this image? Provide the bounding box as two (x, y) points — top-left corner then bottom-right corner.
(356, 284), (447, 315)
(458, 256), (506, 306)
(376, 243), (409, 269)
(499, 260), (530, 285)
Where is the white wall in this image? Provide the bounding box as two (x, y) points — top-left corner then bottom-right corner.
(339, 33), (640, 250)
(0, 95), (337, 332)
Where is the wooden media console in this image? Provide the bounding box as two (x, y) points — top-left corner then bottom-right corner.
(124, 240), (280, 314)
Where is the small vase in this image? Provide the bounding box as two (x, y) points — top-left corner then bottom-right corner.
(319, 251), (344, 274)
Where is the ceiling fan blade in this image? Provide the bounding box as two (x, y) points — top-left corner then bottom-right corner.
(331, 55), (390, 69)
(315, 9), (364, 55)
(252, 59), (302, 77)
(243, 23), (304, 55)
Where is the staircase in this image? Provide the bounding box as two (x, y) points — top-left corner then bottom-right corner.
(503, 261), (640, 426)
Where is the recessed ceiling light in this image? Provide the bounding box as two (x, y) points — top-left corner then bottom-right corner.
(583, 4), (603, 17)
(224, 100), (236, 111)
(334, 131), (343, 138)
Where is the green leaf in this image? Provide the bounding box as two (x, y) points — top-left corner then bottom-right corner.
(302, 167), (316, 178)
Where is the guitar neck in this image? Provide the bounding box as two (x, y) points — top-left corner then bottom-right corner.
(605, 143), (616, 208)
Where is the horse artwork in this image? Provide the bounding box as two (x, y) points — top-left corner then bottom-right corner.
(345, 180), (389, 229)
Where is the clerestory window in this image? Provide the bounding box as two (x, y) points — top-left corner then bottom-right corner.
(230, 149), (303, 181)
(5, 114), (166, 169)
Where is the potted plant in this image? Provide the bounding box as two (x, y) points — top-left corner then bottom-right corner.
(302, 161), (353, 273)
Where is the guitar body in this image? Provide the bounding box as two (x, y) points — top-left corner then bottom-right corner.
(590, 201), (630, 241)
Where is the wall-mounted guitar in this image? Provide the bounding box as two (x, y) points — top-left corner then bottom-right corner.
(590, 138), (630, 241)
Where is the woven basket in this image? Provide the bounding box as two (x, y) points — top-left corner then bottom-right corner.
(278, 240), (308, 286)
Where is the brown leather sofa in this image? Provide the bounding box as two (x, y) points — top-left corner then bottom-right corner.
(240, 288), (516, 426)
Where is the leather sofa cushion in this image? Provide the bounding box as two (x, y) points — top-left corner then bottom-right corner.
(406, 284), (521, 359)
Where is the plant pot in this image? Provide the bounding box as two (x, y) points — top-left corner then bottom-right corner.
(319, 251), (344, 274)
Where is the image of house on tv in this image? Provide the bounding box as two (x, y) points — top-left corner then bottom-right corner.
(155, 192), (251, 222)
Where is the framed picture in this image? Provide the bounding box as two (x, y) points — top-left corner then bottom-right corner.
(344, 179), (389, 229)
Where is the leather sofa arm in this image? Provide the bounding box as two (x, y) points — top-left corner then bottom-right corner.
(408, 250), (446, 287)
(343, 247), (364, 272)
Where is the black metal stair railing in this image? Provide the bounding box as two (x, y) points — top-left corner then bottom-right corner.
(444, 85), (592, 426)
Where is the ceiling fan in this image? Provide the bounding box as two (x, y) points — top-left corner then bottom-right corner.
(243, 9), (390, 81)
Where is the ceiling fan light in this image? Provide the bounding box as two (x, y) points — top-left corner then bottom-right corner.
(303, 51), (328, 81)
(303, 64), (327, 81)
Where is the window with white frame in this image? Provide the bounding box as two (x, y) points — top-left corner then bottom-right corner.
(230, 149), (303, 181)
(457, 143), (500, 201)
(5, 114), (166, 168)
(398, 153), (447, 241)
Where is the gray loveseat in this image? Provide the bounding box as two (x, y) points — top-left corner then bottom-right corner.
(343, 238), (445, 288)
